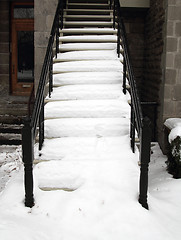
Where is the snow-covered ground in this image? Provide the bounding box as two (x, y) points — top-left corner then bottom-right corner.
(0, 143), (181, 240)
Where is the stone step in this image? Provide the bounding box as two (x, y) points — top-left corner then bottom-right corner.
(68, 0), (109, 3)
(52, 72), (123, 86)
(64, 14), (112, 21)
(58, 43), (121, 52)
(59, 28), (117, 35)
(53, 50), (123, 62)
(34, 136), (130, 162)
(67, 3), (110, 9)
(44, 117), (129, 138)
(64, 8), (113, 15)
(46, 84), (124, 101)
(58, 35), (117, 43)
(53, 60), (123, 74)
(64, 21), (113, 28)
(0, 124), (22, 145)
(44, 99), (130, 119)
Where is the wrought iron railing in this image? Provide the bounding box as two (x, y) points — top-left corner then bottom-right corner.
(113, 0), (152, 209)
(22, 0), (65, 207)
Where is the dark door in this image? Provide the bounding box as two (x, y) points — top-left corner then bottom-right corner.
(11, 2), (34, 96)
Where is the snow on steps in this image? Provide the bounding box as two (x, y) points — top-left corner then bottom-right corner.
(64, 21), (113, 27)
(45, 84), (127, 101)
(59, 43), (122, 52)
(35, 135), (131, 162)
(59, 35), (117, 43)
(52, 72), (123, 86)
(45, 99), (130, 119)
(53, 60), (123, 73)
(44, 118), (129, 138)
(53, 50), (123, 63)
(59, 28), (117, 35)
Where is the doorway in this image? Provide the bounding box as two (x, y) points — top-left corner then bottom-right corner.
(11, 2), (34, 96)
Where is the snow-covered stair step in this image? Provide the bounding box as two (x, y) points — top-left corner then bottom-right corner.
(67, 3), (110, 9)
(64, 21), (113, 27)
(59, 43), (120, 52)
(59, 28), (117, 35)
(64, 15), (112, 21)
(44, 118), (129, 138)
(45, 99), (130, 119)
(35, 135), (131, 162)
(59, 35), (117, 43)
(64, 9), (113, 15)
(53, 60), (123, 74)
(45, 84), (127, 101)
(52, 72), (123, 86)
(53, 50), (123, 62)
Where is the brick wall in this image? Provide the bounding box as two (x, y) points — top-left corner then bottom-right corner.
(142, 0), (165, 103)
(122, 12), (145, 92)
(141, 0), (165, 141)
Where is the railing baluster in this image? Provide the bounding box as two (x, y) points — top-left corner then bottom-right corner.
(113, 0), (116, 29)
(39, 102), (44, 151)
(117, 22), (120, 57)
(49, 50), (53, 98)
(123, 55), (127, 94)
(130, 104), (135, 153)
(22, 118), (34, 208)
(139, 117), (151, 209)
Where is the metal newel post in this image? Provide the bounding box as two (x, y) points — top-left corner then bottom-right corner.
(138, 117), (151, 210)
(22, 118), (34, 208)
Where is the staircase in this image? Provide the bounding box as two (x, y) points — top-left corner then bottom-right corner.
(33, 0), (131, 192)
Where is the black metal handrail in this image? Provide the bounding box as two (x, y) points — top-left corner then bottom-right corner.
(113, 0), (152, 209)
(22, 0), (65, 208)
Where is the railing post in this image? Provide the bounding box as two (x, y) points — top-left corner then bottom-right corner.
(123, 55), (127, 94)
(39, 102), (44, 151)
(22, 118), (34, 208)
(138, 117), (151, 210)
(130, 104), (135, 153)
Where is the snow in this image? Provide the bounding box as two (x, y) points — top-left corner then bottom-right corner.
(59, 43), (118, 52)
(164, 118), (181, 143)
(53, 60), (123, 73)
(44, 99), (129, 119)
(53, 72), (123, 86)
(1, 143), (181, 240)
(46, 84), (128, 101)
(1, 27), (181, 240)
(54, 50), (122, 61)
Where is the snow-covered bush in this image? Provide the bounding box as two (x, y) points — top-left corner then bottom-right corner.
(164, 119), (181, 178)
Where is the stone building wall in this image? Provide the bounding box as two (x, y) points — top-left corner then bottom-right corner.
(34, 0), (58, 92)
(158, 0), (181, 152)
